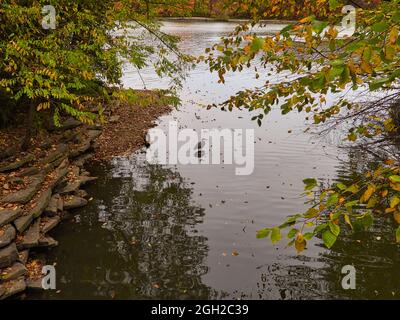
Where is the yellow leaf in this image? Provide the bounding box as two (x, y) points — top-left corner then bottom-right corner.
(360, 60), (373, 74)
(390, 196), (400, 208)
(344, 214), (353, 230)
(391, 183), (400, 191)
(389, 26), (399, 45)
(362, 184), (375, 203)
(295, 233), (306, 253)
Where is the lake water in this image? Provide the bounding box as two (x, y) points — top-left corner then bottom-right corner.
(31, 21), (400, 300)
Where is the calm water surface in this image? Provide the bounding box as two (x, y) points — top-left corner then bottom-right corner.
(31, 21), (400, 300)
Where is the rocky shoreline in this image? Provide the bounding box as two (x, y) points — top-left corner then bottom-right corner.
(0, 92), (172, 299)
(0, 118), (101, 299)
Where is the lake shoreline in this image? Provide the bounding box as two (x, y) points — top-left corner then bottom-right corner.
(0, 90), (173, 299)
(159, 16), (295, 24)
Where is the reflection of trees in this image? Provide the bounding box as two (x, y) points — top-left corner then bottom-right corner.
(38, 153), (217, 299)
(254, 149), (400, 300)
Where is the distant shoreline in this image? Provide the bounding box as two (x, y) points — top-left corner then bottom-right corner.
(158, 16), (296, 24)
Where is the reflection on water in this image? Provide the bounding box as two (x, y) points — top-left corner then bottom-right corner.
(32, 154), (219, 299)
(30, 21), (400, 300)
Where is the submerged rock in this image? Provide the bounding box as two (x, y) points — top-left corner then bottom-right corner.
(40, 216), (60, 234)
(38, 236), (58, 248)
(58, 176), (97, 194)
(63, 196), (88, 210)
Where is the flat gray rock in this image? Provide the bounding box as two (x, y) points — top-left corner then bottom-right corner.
(39, 144), (68, 165)
(58, 180), (81, 194)
(40, 216), (60, 234)
(38, 236), (58, 248)
(0, 243), (18, 268)
(31, 189), (52, 219)
(13, 212), (34, 233)
(18, 166), (40, 177)
(0, 154), (34, 173)
(44, 194), (59, 216)
(0, 262), (27, 281)
(0, 224), (16, 248)
(1, 174), (44, 204)
(63, 196), (88, 210)
(58, 176), (97, 194)
(16, 218), (40, 250)
(0, 208), (22, 228)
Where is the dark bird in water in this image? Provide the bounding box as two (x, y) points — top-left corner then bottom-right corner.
(144, 133), (151, 148)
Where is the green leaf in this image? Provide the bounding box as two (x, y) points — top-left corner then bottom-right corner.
(336, 182), (347, 190)
(369, 78), (390, 90)
(371, 21), (389, 32)
(389, 175), (400, 183)
(326, 193), (339, 207)
(328, 221), (341, 236)
(303, 178), (317, 190)
(281, 24), (294, 34)
(312, 20), (328, 34)
(287, 228), (299, 239)
(304, 207), (319, 218)
(256, 228), (271, 239)
(314, 223), (328, 233)
(303, 232), (314, 240)
(250, 37), (264, 53)
(354, 211), (373, 231)
(322, 230), (337, 248)
(271, 227), (282, 244)
(329, 0), (340, 10)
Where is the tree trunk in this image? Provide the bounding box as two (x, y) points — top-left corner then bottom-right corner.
(21, 101), (35, 151)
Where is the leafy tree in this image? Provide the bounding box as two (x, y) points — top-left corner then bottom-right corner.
(0, 0), (188, 149)
(204, 0), (400, 251)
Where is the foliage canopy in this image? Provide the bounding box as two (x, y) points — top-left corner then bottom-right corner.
(204, 0), (400, 251)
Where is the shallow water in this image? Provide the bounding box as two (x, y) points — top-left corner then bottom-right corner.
(31, 21), (400, 300)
